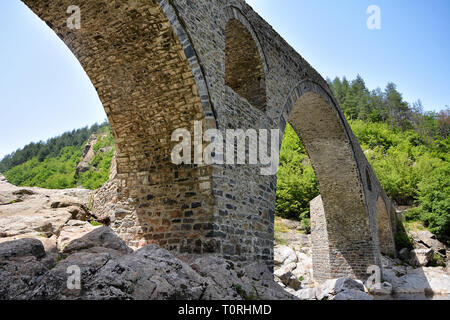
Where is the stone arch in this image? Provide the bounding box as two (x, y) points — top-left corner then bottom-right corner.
(21, 0), (218, 253)
(279, 80), (377, 281)
(377, 196), (396, 257)
(224, 7), (268, 111)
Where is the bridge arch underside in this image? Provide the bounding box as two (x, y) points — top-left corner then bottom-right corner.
(22, 0), (218, 253)
(284, 85), (378, 281)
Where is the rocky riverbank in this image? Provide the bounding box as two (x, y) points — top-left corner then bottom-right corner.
(273, 217), (450, 300)
(0, 175), (292, 300)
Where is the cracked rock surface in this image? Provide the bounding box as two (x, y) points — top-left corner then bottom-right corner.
(0, 176), (294, 300)
(0, 228), (294, 300)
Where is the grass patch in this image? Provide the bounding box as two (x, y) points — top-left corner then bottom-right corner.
(49, 253), (69, 270)
(89, 220), (103, 227)
(274, 234), (288, 246)
(404, 220), (427, 232)
(428, 253), (447, 267)
(274, 218), (291, 246)
(274, 218), (291, 234)
(56, 254), (68, 262)
(233, 284), (261, 300)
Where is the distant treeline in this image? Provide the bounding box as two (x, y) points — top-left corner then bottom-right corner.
(328, 75), (449, 140)
(0, 121), (110, 173)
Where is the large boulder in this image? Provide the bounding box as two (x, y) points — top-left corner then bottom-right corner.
(292, 251), (313, 288)
(274, 245), (309, 291)
(409, 248), (434, 267)
(331, 290), (374, 300)
(30, 245), (295, 300)
(184, 255), (294, 300)
(0, 239), (49, 300)
(274, 245), (297, 266)
(186, 256), (247, 299)
(294, 288), (316, 300)
(31, 249), (125, 300)
(242, 262), (295, 299)
(274, 262), (297, 285)
(61, 227), (132, 255)
(0, 235), (58, 266)
(57, 220), (97, 252)
(410, 231), (446, 255)
(0, 238), (46, 260)
(84, 245), (207, 300)
(383, 264), (450, 296)
(0, 208), (72, 239)
(420, 267), (450, 295)
(315, 277), (370, 300)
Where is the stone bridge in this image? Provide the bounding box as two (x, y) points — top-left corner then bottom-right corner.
(22, 0), (397, 282)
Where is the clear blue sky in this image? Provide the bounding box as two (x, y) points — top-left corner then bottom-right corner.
(0, 1), (449, 158)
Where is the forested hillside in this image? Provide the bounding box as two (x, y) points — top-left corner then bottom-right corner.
(277, 75), (449, 241)
(0, 121), (109, 173)
(0, 121), (114, 190)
